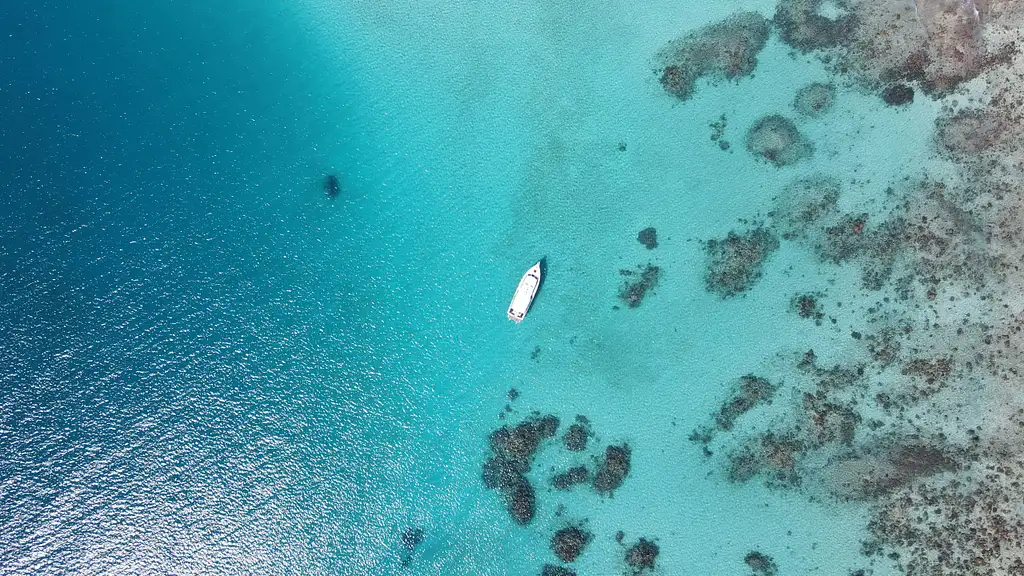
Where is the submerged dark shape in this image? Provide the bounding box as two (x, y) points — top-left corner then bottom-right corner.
(714, 375), (777, 431)
(489, 414), (560, 464)
(774, 0), (857, 52)
(593, 444), (632, 494)
(791, 293), (824, 320)
(625, 538), (659, 574)
(745, 551), (778, 576)
(399, 527), (425, 566)
(324, 174), (340, 199)
(562, 415), (591, 452)
(552, 466), (590, 490)
(637, 227), (658, 249)
(704, 226), (780, 298)
(551, 526), (592, 563)
(482, 414), (559, 525)
(881, 83), (914, 106)
(541, 565), (576, 576)
(793, 82), (836, 117)
(505, 473), (536, 525)
(745, 115), (814, 167)
(657, 12), (771, 101)
(826, 440), (962, 499)
(618, 264), (661, 308)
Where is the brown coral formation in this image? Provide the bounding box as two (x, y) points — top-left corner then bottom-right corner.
(551, 525), (592, 563)
(714, 375), (778, 431)
(618, 264), (662, 308)
(704, 227), (780, 298)
(774, 0), (858, 52)
(745, 115), (815, 167)
(625, 538), (659, 574)
(482, 414), (560, 525)
(593, 444), (632, 494)
(657, 12), (771, 101)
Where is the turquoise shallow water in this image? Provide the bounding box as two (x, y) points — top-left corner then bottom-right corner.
(1, 0), (984, 575)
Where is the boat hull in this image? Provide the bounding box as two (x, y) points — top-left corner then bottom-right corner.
(507, 262), (541, 323)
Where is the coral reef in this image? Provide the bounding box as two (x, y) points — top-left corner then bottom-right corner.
(660, 2), (1024, 573)
(552, 466), (590, 490)
(935, 108), (1010, 158)
(637, 227), (658, 249)
(881, 83), (914, 106)
(625, 538), (660, 574)
(710, 114), (729, 150)
(745, 115), (814, 167)
(793, 82), (837, 117)
(657, 12), (771, 101)
(791, 292), (825, 320)
(774, 0), (858, 52)
(714, 375), (778, 431)
(618, 264), (661, 308)
(541, 565), (576, 576)
(563, 415), (591, 452)
(825, 439), (962, 499)
(593, 444), (632, 494)
(745, 551), (779, 576)
(482, 414), (559, 525)
(551, 526), (592, 563)
(704, 227), (780, 298)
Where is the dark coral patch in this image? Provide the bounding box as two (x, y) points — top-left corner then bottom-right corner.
(399, 527), (425, 566)
(562, 415), (591, 451)
(746, 115), (814, 167)
(489, 414), (560, 463)
(657, 12), (771, 101)
(802, 391), (860, 446)
(791, 293), (824, 320)
(618, 264), (661, 308)
(482, 414), (559, 525)
(625, 538), (660, 574)
(324, 174), (341, 199)
(552, 466), (590, 490)
(504, 474), (536, 525)
(637, 227), (658, 249)
(881, 83), (914, 106)
(594, 444), (632, 494)
(744, 551), (778, 576)
(704, 227), (780, 298)
(714, 375), (777, 431)
(551, 526), (592, 563)
(774, 0), (857, 53)
(541, 565), (576, 576)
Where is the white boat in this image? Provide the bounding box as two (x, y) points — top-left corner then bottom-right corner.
(507, 262), (542, 323)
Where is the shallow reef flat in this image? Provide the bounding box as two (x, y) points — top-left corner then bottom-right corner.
(681, 1), (1024, 573)
(476, 0), (1024, 573)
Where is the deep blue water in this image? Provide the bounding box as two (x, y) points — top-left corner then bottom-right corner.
(1, 1), (408, 573)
